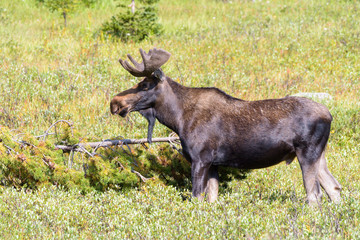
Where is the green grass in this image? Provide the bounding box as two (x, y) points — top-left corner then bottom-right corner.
(0, 183), (359, 239)
(0, 0), (359, 238)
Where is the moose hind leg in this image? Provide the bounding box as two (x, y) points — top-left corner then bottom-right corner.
(191, 161), (211, 201)
(297, 151), (323, 205)
(318, 151), (342, 203)
(206, 166), (219, 203)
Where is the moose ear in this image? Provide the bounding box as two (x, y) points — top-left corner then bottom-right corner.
(153, 69), (166, 81)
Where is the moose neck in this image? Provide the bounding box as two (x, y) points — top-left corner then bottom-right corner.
(153, 78), (187, 135)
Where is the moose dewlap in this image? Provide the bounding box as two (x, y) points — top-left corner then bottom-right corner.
(110, 48), (341, 205)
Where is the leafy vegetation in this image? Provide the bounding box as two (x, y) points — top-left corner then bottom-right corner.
(0, 0), (359, 238)
(36, 0), (97, 27)
(101, 0), (163, 42)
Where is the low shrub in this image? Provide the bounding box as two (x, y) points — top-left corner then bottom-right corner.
(101, 1), (163, 42)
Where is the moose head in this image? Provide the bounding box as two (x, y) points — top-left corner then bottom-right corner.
(110, 48), (171, 143)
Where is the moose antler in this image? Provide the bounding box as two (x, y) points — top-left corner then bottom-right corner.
(119, 48), (171, 77)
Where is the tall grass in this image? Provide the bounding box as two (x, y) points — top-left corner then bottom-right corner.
(0, 0), (359, 238)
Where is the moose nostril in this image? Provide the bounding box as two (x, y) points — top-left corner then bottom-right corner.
(110, 105), (119, 115)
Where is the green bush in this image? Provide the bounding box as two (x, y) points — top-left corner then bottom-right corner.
(101, 2), (163, 42)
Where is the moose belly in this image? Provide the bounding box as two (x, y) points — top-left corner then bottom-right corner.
(212, 138), (296, 169)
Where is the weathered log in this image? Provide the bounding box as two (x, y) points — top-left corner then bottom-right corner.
(55, 137), (180, 152)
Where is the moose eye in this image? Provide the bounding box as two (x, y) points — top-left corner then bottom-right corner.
(139, 82), (150, 91)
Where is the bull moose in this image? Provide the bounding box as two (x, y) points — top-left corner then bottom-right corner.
(110, 48), (341, 205)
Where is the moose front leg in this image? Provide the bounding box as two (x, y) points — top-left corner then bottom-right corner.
(191, 161), (211, 201)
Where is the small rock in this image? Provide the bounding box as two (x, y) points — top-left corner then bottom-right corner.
(292, 92), (333, 103)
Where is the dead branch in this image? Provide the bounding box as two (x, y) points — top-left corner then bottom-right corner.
(131, 169), (150, 182)
(42, 120), (73, 142)
(55, 137), (180, 153)
(35, 132), (55, 139)
(4, 144), (17, 156)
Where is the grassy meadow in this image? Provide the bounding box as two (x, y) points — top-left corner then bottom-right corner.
(0, 0), (360, 238)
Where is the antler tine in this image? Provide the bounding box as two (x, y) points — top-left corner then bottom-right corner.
(119, 48), (171, 77)
(127, 54), (144, 70)
(139, 48), (151, 73)
(119, 58), (143, 77)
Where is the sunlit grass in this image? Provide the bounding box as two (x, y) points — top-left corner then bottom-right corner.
(0, 184), (359, 239)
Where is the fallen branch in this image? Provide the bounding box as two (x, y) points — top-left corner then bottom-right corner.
(42, 120), (73, 142)
(55, 137), (180, 153)
(131, 169), (151, 182)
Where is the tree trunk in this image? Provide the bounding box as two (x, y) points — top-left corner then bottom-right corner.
(63, 11), (67, 28)
(129, 0), (135, 13)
